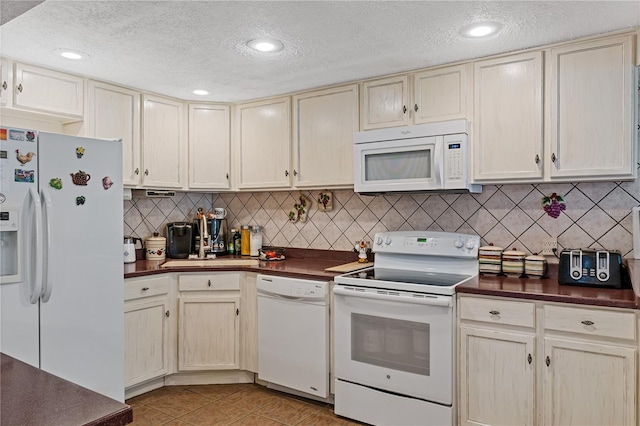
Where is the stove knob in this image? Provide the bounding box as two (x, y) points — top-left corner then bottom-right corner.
(384, 237), (392, 245)
(466, 239), (476, 250)
(454, 239), (464, 249)
(376, 236), (383, 245)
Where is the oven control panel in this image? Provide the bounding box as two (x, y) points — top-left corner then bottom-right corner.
(373, 231), (479, 257)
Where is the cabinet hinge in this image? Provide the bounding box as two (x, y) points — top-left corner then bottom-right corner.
(236, 308), (239, 316)
(165, 310), (170, 318)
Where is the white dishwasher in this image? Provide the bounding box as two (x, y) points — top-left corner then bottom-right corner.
(257, 274), (330, 400)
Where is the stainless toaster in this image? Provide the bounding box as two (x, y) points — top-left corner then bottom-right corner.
(558, 249), (629, 288)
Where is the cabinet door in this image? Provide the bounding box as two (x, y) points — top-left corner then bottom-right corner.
(547, 34), (635, 180)
(360, 75), (409, 130)
(293, 84), (358, 187)
(188, 104), (230, 190)
(124, 299), (170, 387)
(88, 81), (141, 186)
(13, 62), (84, 119)
(234, 97), (291, 189)
(473, 51), (544, 181)
(0, 58), (10, 107)
(142, 94), (186, 188)
(543, 337), (636, 426)
(413, 64), (471, 124)
(240, 273), (258, 373)
(178, 296), (240, 370)
(459, 326), (535, 426)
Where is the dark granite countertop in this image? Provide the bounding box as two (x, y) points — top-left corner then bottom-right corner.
(125, 249), (640, 310)
(0, 353), (133, 426)
(457, 262), (640, 309)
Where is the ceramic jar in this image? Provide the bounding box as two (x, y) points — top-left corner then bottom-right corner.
(478, 244), (504, 274)
(145, 232), (166, 261)
(502, 248), (526, 276)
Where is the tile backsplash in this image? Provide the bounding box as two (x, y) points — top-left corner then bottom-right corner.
(124, 179), (640, 257)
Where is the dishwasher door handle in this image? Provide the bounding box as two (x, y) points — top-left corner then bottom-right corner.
(333, 286), (451, 307)
(258, 289), (305, 301)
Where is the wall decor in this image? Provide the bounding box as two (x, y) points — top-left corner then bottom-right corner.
(541, 193), (567, 218)
(288, 194), (311, 223)
(317, 191), (333, 211)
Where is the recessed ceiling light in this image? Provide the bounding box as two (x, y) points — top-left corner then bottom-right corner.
(193, 89), (209, 96)
(247, 38), (284, 53)
(53, 49), (85, 60)
(461, 22), (502, 38)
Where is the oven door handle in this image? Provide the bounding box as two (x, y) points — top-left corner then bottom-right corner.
(333, 287), (451, 307)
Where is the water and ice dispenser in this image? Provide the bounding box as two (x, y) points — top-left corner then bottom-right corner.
(0, 208), (21, 284)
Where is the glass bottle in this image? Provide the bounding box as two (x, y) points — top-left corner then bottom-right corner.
(233, 229), (241, 255)
(228, 228), (237, 255)
(240, 226), (251, 256)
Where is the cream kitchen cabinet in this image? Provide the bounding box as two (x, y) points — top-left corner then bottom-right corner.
(142, 94), (186, 188)
(0, 58), (10, 107)
(458, 294), (638, 426)
(458, 296), (536, 426)
(124, 275), (171, 388)
(188, 103), (231, 190)
(473, 51), (544, 182)
(545, 33), (636, 181)
(87, 81), (141, 186)
(293, 84), (358, 188)
(360, 64), (471, 131)
(177, 273), (241, 371)
(11, 62), (84, 121)
(233, 97), (291, 190)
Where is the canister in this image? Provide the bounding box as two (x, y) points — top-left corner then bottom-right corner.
(145, 232), (166, 261)
(478, 244), (503, 274)
(525, 254), (547, 277)
(501, 248), (526, 276)
(240, 226), (251, 256)
(250, 225), (263, 257)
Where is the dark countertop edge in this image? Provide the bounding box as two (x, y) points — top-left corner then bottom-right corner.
(125, 264), (340, 281)
(85, 407), (133, 426)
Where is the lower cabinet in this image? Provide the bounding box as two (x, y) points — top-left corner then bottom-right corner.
(458, 295), (637, 426)
(177, 273), (241, 371)
(124, 276), (171, 388)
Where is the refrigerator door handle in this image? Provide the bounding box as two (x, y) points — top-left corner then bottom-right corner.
(40, 188), (53, 303)
(26, 187), (44, 304)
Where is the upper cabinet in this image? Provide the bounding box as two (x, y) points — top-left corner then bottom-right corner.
(0, 58), (10, 107)
(87, 81), (141, 186)
(293, 84), (359, 188)
(360, 63), (472, 130)
(142, 94), (186, 189)
(473, 51), (544, 182)
(188, 104), (231, 190)
(546, 34), (636, 181)
(11, 62), (84, 121)
(233, 97), (291, 190)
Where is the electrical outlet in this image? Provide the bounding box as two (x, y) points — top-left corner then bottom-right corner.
(540, 237), (557, 256)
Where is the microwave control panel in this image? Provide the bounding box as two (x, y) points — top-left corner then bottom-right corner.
(445, 142), (463, 180)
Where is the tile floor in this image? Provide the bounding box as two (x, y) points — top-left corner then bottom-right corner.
(126, 383), (365, 425)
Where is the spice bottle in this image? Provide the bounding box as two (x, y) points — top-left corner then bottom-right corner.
(233, 229), (241, 255)
(228, 228), (237, 255)
(240, 226), (251, 256)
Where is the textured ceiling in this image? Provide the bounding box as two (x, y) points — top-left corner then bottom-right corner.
(1, 1), (639, 103)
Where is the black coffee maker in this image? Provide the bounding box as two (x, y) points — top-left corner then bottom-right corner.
(166, 222), (192, 258)
(192, 218), (228, 255)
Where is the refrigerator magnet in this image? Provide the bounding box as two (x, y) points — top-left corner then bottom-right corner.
(75, 196), (86, 206)
(102, 176), (113, 190)
(49, 178), (63, 190)
(14, 169), (35, 183)
(15, 149), (36, 165)
(75, 147), (85, 158)
(70, 170), (91, 186)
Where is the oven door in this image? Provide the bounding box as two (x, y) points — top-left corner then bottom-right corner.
(333, 285), (454, 404)
(353, 136), (443, 193)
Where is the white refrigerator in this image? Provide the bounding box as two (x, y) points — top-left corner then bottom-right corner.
(0, 127), (124, 402)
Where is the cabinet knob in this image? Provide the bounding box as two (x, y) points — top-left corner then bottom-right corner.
(207, 279), (211, 287)
(141, 287), (149, 291)
(546, 356), (550, 367)
(226, 173), (229, 180)
(414, 104), (418, 112)
(165, 310), (170, 317)
(17, 83), (23, 93)
(402, 105), (407, 114)
(285, 170), (289, 177)
(528, 353), (532, 364)
(489, 310), (500, 316)
(581, 320), (594, 326)
(551, 153), (557, 163)
(144, 169), (149, 176)
(236, 308), (239, 316)
(535, 154), (540, 164)
(134, 168), (140, 175)
(293, 169), (298, 176)
(1, 81), (6, 90)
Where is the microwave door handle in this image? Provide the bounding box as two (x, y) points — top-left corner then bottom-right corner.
(434, 139), (444, 186)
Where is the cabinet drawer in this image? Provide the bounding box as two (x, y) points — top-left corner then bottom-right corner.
(125, 276), (169, 301)
(459, 296), (535, 328)
(544, 305), (636, 340)
(178, 273), (240, 291)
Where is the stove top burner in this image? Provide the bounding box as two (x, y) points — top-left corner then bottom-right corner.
(343, 267), (472, 287)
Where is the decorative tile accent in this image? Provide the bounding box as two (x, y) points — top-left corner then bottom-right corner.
(124, 178), (640, 257)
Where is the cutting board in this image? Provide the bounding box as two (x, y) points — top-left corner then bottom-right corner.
(325, 261), (373, 273)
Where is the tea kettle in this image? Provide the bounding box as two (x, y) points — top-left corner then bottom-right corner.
(124, 236), (143, 264)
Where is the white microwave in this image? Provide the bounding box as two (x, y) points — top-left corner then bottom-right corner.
(353, 120), (482, 194)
